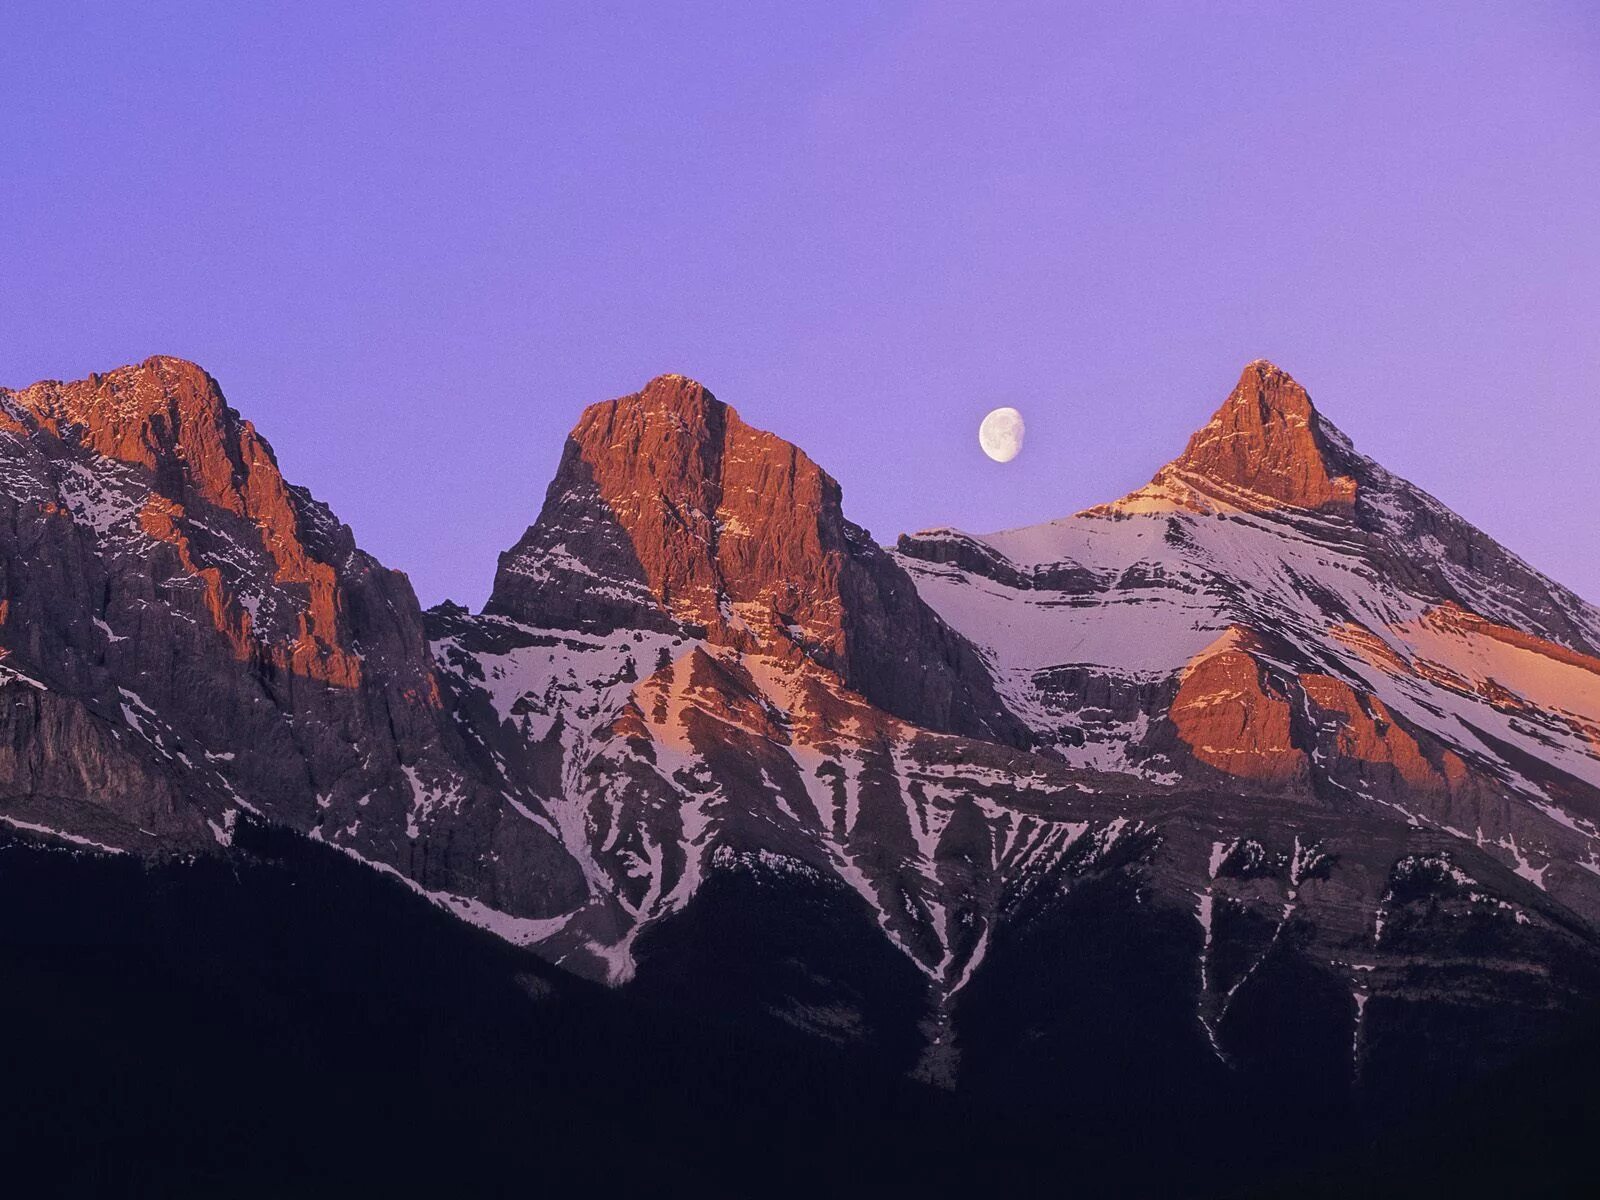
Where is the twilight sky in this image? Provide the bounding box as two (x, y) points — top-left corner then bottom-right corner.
(4, 1), (1597, 606)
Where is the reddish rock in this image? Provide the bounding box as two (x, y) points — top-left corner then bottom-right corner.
(6, 357), (361, 686)
(1168, 627), (1310, 789)
(1114, 360), (1358, 514)
(1299, 672), (1460, 796)
(488, 374), (1028, 746)
(0, 357), (583, 912)
(1428, 602), (1600, 679)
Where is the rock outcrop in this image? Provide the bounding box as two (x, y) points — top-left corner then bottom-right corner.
(0, 357), (584, 910)
(1102, 360), (1359, 515)
(1167, 627), (1311, 790)
(487, 373), (1027, 746)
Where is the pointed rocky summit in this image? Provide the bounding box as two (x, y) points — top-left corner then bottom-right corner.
(1111, 360), (1359, 515)
(487, 373), (1028, 745)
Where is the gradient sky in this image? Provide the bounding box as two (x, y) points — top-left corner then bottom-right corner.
(4, 1), (1597, 607)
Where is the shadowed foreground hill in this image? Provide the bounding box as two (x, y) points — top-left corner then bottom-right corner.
(6, 827), (1597, 1197)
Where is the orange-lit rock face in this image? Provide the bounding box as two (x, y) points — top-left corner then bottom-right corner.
(1169, 628), (1309, 788)
(1108, 361), (1357, 515)
(5, 357), (362, 687)
(1299, 672), (1465, 797)
(1329, 622), (1411, 677)
(489, 374), (1028, 746)
(615, 644), (842, 755)
(1170, 629), (1488, 807)
(137, 493), (255, 659)
(562, 374), (848, 661)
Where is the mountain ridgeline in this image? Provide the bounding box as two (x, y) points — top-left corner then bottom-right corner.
(4, 357), (1599, 1192)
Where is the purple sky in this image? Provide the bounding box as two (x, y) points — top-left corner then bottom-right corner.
(4, 2), (1598, 607)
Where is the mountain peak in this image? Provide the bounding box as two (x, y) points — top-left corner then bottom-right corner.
(1222, 358), (1319, 424)
(557, 374), (740, 485)
(642, 371), (710, 392)
(8, 355), (228, 448)
(1104, 360), (1357, 515)
(603, 374), (744, 437)
(3, 358), (370, 687)
(488, 372), (847, 642)
(6, 356), (250, 504)
(633, 372), (719, 413)
(487, 375), (1028, 745)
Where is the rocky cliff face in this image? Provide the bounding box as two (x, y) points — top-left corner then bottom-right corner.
(5, 358), (366, 684)
(486, 374), (1025, 747)
(0, 357), (582, 910)
(4, 356), (1600, 1132)
(1108, 359), (1360, 514)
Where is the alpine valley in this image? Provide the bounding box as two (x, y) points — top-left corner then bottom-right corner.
(4, 357), (1599, 1196)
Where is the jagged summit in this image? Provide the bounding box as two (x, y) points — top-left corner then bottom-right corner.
(1238, 357), (1302, 391)
(0, 357), (313, 552)
(640, 370), (711, 393)
(0, 356), (409, 690)
(1220, 359), (1319, 425)
(1178, 358), (1358, 507)
(4, 356), (237, 466)
(487, 373), (1027, 745)
(10, 353), (210, 392)
(607, 372), (727, 424)
(487, 372), (834, 638)
(1104, 360), (1358, 516)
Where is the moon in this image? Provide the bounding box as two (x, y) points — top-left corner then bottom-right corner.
(979, 406), (1025, 463)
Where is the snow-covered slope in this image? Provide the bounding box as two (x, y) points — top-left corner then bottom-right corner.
(897, 362), (1600, 914)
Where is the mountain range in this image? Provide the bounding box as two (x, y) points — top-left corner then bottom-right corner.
(4, 356), (1598, 1195)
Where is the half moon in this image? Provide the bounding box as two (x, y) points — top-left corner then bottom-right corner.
(979, 407), (1025, 463)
